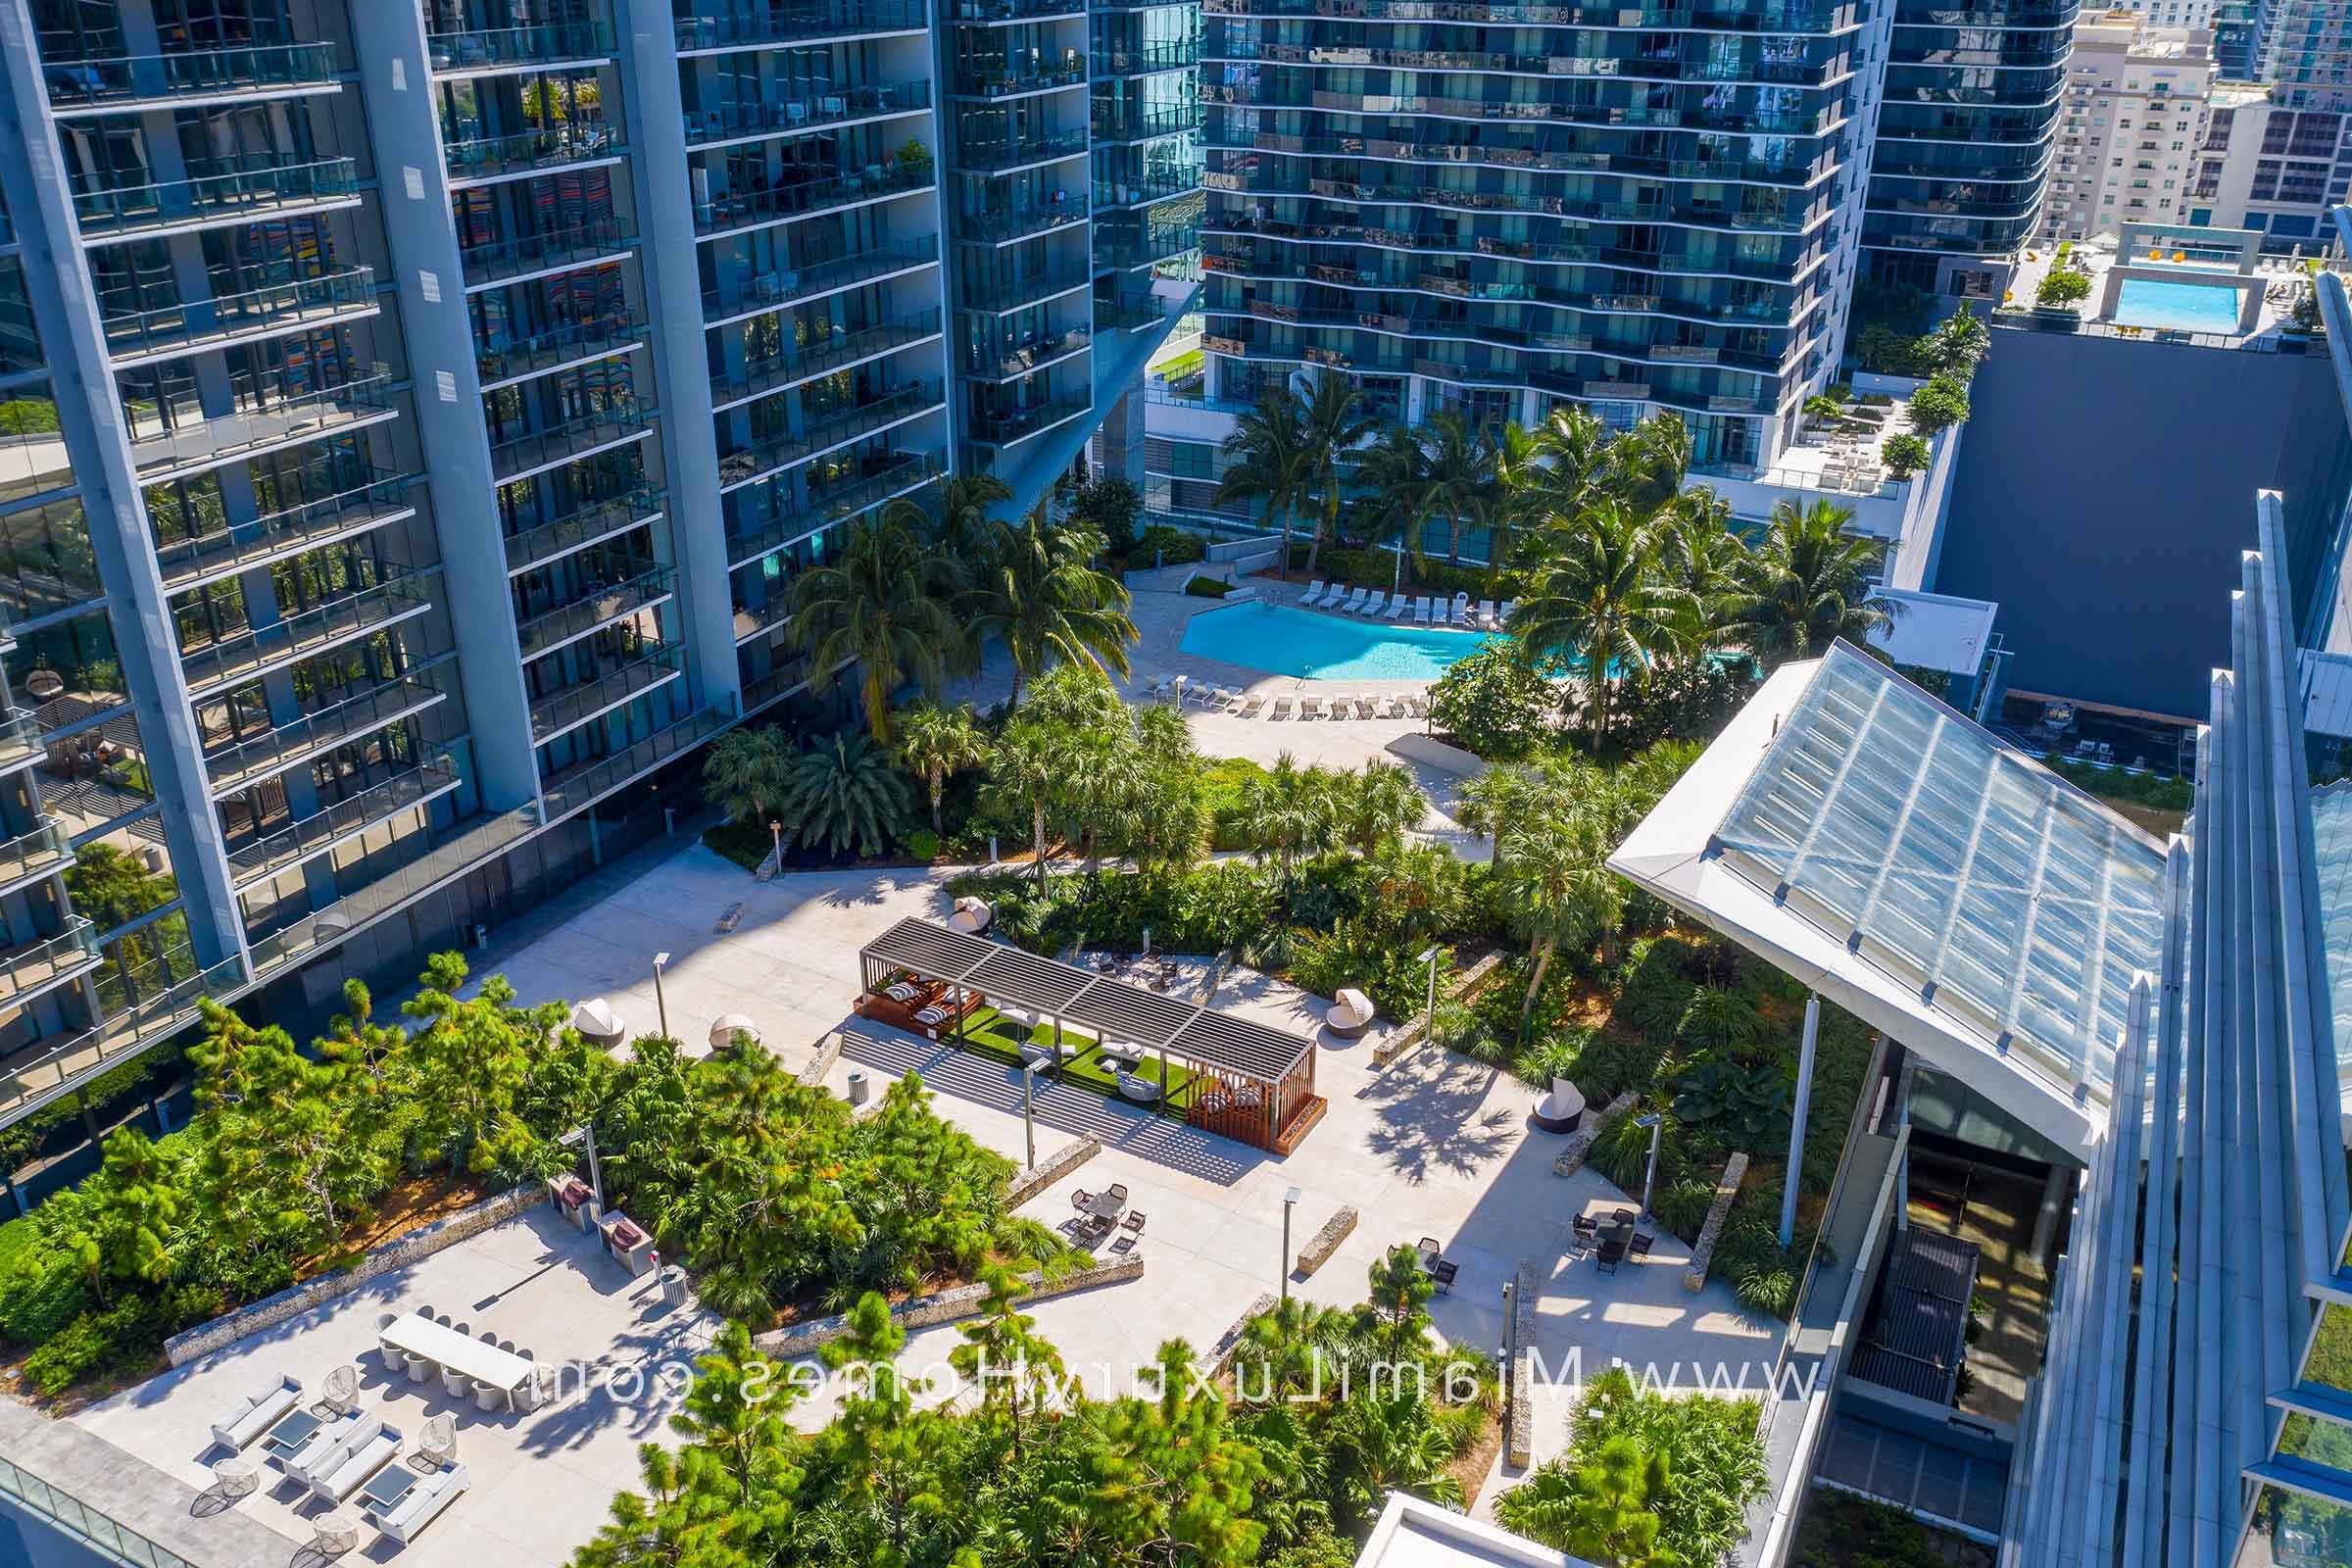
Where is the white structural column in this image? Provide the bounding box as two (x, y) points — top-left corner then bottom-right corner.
(1780, 993), (1821, 1248)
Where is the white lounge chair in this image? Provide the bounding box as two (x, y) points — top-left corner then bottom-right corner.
(1498, 599), (1517, 626)
(1386, 594), (1411, 619)
(1299, 694), (1325, 719)
(1450, 592), (1471, 625)
(1114, 1070), (1163, 1103)
(210, 1374), (302, 1453)
(1144, 672), (1170, 701)
(1236, 690), (1266, 717)
(1213, 684), (1242, 710)
(1270, 694), (1294, 719)
(1359, 590), (1387, 617)
(1340, 587), (1370, 612)
(373, 1462), (469, 1545)
(1475, 599), (1497, 627)
(309, 1421), (402, 1504)
(1413, 595), (1432, 623)
(1299, 579), (1328, 606)
(1327, 693), (1352, 720)
(1318, 585), (1348, 612)
(1375, 695), (1399, 718)
(1328, 988), (1376, 1037)
(1354, 694), (1380, 718)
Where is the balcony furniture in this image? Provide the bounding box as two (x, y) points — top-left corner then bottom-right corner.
(209, 1373), (303, 1452)
(1328, 989), (1375, 1038)
(382, 1312), (536, 1404)
(417, 1413), (457, 1468)
(374, 1462), (469, 1544)
(267, 1408), (357, 1477)
(319, 1362), (361, 1415)
(311, 1512), (360, 1559)
(211, 1456), (260, 1500)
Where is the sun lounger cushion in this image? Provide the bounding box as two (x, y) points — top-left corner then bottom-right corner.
(885, 982), (918, 1003)
(914, 1005), (949, 1026)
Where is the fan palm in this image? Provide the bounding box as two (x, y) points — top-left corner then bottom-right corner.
(1233, 752), (1339, 906)
(888, 701), (988, 835)
(1509, 498), (1693, 754)
(1297, 368), (1378, 575)
(1717, 499), (1898, 667)
(1328, 1392), (1467, 1526)
(1335, 759), (1427, 855)
(1356, 424), (1434, 590)
(702, 725), (794, 826)
(1498, 805), (1623, 1030)
(775, 730), (913, 860)
(785, 502), (966, 744)
(1419, 409), (1492, 567)
(932, 470), (1013, 559)
(1231, 1295), (1351, 1404)
(967, 500), (1137, 704)
(1215, 390), (1312, 581)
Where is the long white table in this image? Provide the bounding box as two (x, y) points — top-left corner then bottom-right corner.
(381, 1313), (532, 1394)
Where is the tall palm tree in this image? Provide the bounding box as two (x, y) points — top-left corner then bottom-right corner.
(1418, 410), (1491, 567)
(1614, 411), (1690, 514)
(1296, 368), (1377, 576)
(785, 501), (966, 744)
(966, 499), (1137, 705)
(1497, 820), (1596, 1032)
(1356, 423), (1434, 593)
(1334, 760), (1427, 855)
(1508, 497), (1692, 755)
(888, 701), (988, 835)
(1656, 486), (1747, 650)
(932, 470), (1013, 560)
(1215, 390), (1312, 581)
(1716, 498), (1899, 667)
(1233, 752), (1338, 907)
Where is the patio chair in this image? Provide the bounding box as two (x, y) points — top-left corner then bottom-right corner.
(406, 1353), (432, 1386)
(1413, 595), (1432, 623)
(1432, 1259), (1458, 1293)
(1596, 1244), (1623, 1277)
(1359, 590), (1388, 617)
(442, 1366), (474, 1399)
(1123, 1210), (1147, 1232)
(1498, 600), (1517, 625)
(1072, 1190), (1096, 1212)
(1146, 673), (1171, 701)
(1236, 691), (1266, 717)
(1354, 694), (1379, 718)
(474, 1382), (507, 1415)
(319, 1363), (361, 1417)
(1299, 579), (1327, 606)
(1327, 693), (1353, 720)
(1627, 1234), (1653, 1263)
(1215, 685), (1243, 710)
(1387, 593), (1411, 619)
(418, 1414), (459, 1470)
(1611, 1208), (1637, 1227)
(1106, 1183), (1129, 1206)
(1475, 599), (1497, 627)
(1299, 694), (1324, 719)
(1418, 1236), (1443, 1263)
(1108, 1233), (1137, 1255)
(1450, 592), (1472, 625)
(1270, 694), (1294, 720)
(377, 1312), (399, 1332)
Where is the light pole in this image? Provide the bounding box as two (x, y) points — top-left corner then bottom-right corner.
(1417, 947), (1440, 1047)
(1281, 1185), (1302, 1301)
(1499, 1277), (1517, 1453)
(768, 818), (782, 867)
(1634, 1112), (1663, 1223)
(653, 951), (671, 1039)
(1020, 1060), (1043, 1169)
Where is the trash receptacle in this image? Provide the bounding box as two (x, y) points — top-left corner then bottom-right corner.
(660, 1264), (687, 1306)
(847, 1068), (869, 1106)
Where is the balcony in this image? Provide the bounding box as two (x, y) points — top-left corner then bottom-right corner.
(0, 920), (101, 1007)
(693, 163), (934, 239)
(529, 646), (685, 743)
(956, 126), (1090, 174)
(0, 709), (43, 774)
(958, 196), (1090, 244)
(44, 41), (342, 112)
(1093, 104), (1202, 143)
(964, 326), (1090, 381)
(226, 760), (464, 889)
(701, 238), (940, 321)
(710, 310), (944, 409)
(204, 664), (451, 797)
(1096, 223), (1199, 269)
(727, 450), (941, 564)
(675, 1), (928, 52)
(427, 21), (614, 74)
(445, 123), (624, 186)
(716, 381), (944, 492)
(0, 820), (72, 899)
(967, 397), (1091, 447)
(503, 484), (666, 574)
(538, 698), (736, 823)
(102, 265), (377, 365)
(685, 82), (934, 146)
(731, 594), (793, 642)
(948, 0), (1086, 21)
(178, 571), (437, 698)
(1100, 38), (1198, 74)
(1094, 168), (1203, 209)
(953, 53), (1087, 98)
(741, 658), (814, 714)
(968, 263), (1094, 313)
(514, 566), (674, 661)
(460, 218), (638, 289)
(0, 957), (244, 1130)
(477, 314), (649, 387)
(70, 154), (361, 241)
(155, 473), (418, 591)
(245, 809), (537, 978)
(127, 367), (396, 479)
(487, 400), (658, 484)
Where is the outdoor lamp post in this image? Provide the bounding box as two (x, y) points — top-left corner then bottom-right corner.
(1020, 1059), (1044, 1169)
(1282, 1185), (1302, 1301)
(1417, 947), (1440, 1047)
(653, 951), (671, 1039)
(1634, 1112), (1663, 1223)
(768, 818), (782, 865)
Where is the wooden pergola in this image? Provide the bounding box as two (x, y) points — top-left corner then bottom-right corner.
(857, 916), (1326, 1153)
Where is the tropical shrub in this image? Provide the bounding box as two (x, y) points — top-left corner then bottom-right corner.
(1906, 374), (1970, 434)
(2036, 267), (2091, 309)
(1428, 643), (1555, 760)
(1883, 431), (1932, 478)
(777, 729), (915, 860)
(1670, 1056), (1791, 1151)
(1185, 574), (1235, 598)
(1134, 522), (1207, 566)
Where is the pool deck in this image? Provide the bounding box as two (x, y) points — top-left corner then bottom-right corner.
(2003, 239), (2309, 343)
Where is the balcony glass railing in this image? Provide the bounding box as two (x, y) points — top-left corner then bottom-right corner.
(958, 196), (1088, 243)
(968, 263), (1094, 313)
(694, 163), (934, 237)
(426, 20), (614, 71)
(967, 398), (1090, 446)
(0, 920), (100, 1005)
(70, 154), (359, 237)
(246, 810), (536, 977)
(966, 326), (1089, 380)
(675, 2), (927, 50)
(487, 400), (657, 482)
(954, 53), (1087, 97)
(529, 645), (684, 742)
(103, 265), (375, 359)
(503, 484), (666, 573)
(701, 237), (940, 319)
(716, 381), (944, 489)
(686, 81), (933, 144)
(539, 699), (736, 822)
(710, 310), (943, 406)
(1092, 104), (1201, 143)
(127, 367), (394, 474)
(1094, 168), (1202, 208)
(0, 820), (70, 890)
(1099, 37), (1197, 73)
(514, 566), (674, 660)
(956, 126), (1089, 172)
(444, 123), (623, 181)
(154, 473), (416, 588)
(476, 314), (648, 383)
(204, 662), (450, 794)
(458, 218), (637, 285)
(0, 708), (43, 771)
(44, 41), (341, 108)
(178, 572), (435, 695)
(226, 760), (461, 887)
(727, 450), (940, 564)
(948, 0), (1085, 20)
(742, 659), (813, 713)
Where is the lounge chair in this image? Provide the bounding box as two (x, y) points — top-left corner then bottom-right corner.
(1215, 685), (1243, 710)
(1386, 594), (1411, 619)
(1299, 694), (1324, 719)
(1354, 694), (1379, 718)
(1143, 673), (1169, 701)
(1341, 587), (1370, 612)
(1299, 579), (1327, 606)
(1375, 694), (1398, 718)
(374, 1462), (469, 1545)
(1475, 599), (1497, 627)
(1317, 585), (1347, 612)
(1114, 1070), (1163, 1103)
(1413, 595), (1432, 623)
(1450, 592), (1472, 625)
(1270, 694), (1294, 720)
(1359, 590), (1387, 617)
(1328, 988), (1376, 1037)
(1326, 694), (1352, 720)
(210, 1374), (303, 1453)
(1498, 599), (1517, 626)
(1236, 691), (1266, 717)
(308, 1421), (401, 1503)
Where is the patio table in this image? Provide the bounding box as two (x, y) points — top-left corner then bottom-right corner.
(1083, 1190), (1125, 1221)
(259, 1407), (321, 1461)
(358, 1461), (420, 1517)
(381, 1312), (533, 1397)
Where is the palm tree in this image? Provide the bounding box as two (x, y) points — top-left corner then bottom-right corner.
(1335, 760), (1426, 855)
(1497, 1437), (1683, 1567)
(785, 502), (966, 744)
(1232, 752), (1338, 907)
(967, 499), (1137, 704)
(1327, 1393), (1467, 1525)
(702, 725), (793, 826)
(1296, 368), (1377, 575)
(1613, 411), (1690, 514)
(1419, 410), (1491, 567)
(888, 701), (988, 835)
(1356, 424), (1434, 593)
(1509, 498), (1692, 755)
(1231, 1296), (1351, 1404)
(984, 711), (1068, 900)
(1655, 487), (1747, 654)
(776, 730), (913, 859)
(1717, 499), (1898, 667)
(931, 470), (1013, 559)
(1498, 805), (1624, 1031)
(1216, 390), (1312, 581)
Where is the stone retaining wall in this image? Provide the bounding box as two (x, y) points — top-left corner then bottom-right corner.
(1552, 1090), (1641, 1177)
(1294, 1205), (1357, 1278)
(1371, 952), (1505, 1067)
(1007, 1136), (1100, 1206)
(1208, 1292), (1278, 1378)
(753, 1255), (1144, 1359)
(166, 1185), (542, 1367)
(1683, 1152), (1750, 1294)
(797, 1032), (845, 1088)
(1508, 1260), (1538, 1467)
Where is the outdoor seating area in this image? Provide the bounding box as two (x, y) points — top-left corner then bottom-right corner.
(1298, 582), (1513, 631)
(1065, 1184), (1149, 1256)
(855, 968), (990, 1040)
(1327, 987), (1375, 1038)
(856, 917), (1327, 1152)
(1570, 1206), (1656, 1276)
(1135, 670), (1431, 721)
(1412, 1235), (1460, 1293)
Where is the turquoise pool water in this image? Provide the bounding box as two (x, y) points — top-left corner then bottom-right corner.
(1180, 601), (1501, 681)
(2112, 276), (2244, 333)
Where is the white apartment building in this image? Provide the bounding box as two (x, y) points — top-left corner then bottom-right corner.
(2111, 0), (2214, 31)
(2189, 80), (2352, 248)
(2043, 15), (2217, 243)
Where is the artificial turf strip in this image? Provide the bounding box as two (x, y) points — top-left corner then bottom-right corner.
(954, 1007), (1196, 1102)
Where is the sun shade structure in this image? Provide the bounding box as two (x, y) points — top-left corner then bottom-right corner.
(856, 917), (1325, 1152)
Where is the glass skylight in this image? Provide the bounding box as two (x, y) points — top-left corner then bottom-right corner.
(1709, 643), (2168, 1099)
(2305, 780), (2352, 1079)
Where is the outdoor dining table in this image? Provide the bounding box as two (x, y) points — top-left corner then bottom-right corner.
(1082, 1190), (1125, 1221)
(381, 1312), (533, 1397)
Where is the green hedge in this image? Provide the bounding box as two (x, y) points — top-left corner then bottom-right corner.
(2041, 755), (2192, 810)
(1200, 756), (1273, 851)
(1290, 544), (1504, 602)
(1184, 574), (1234, 599)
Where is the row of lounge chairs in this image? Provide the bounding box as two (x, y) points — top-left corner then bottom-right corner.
(1138, 673), (1431, 721)
(1298, 582), (1515, 629)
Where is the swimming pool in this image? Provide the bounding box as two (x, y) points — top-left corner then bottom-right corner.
(1179, 601), (1501, 681)
(2112, 276), (2245, 334)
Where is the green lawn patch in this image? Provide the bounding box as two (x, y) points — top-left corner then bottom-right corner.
(955, 1006), (1197, 1103)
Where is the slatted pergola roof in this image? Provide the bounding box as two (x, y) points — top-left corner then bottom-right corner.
(859, 916), (1314, 1084)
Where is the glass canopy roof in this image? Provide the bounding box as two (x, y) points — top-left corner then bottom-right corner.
(2306, 780), (2352, 1077)
(1709, 644), (2168, 1098)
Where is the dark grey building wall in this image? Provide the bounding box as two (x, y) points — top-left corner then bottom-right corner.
(1936, 328), (2352, 720)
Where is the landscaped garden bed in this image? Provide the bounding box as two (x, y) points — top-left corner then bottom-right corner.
(953, 1005), (1196, 1102)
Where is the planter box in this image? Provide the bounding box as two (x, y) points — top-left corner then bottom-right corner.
(753, 1255), (1144, 1359)
(1007, 1135), (1100, 1206)
(1209, 1292), (1279, 1378)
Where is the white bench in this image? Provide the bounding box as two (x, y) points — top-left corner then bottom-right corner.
(375, 1463), (469, 1544)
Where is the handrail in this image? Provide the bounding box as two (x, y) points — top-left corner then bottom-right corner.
(103, 265), (375, 358)
(502, 485), (665, 573)
(715, 382), (943, 490)
(426, 20), (613, 69)
(71, 153), (358, 235)
(957, 198), (1090, 243)
(153, 473), (415, 587)
(45, 40), (341, 107)
(178, 571), (434, 694)
(204, 662), (450, 793)
(476, 314), (648, 382)
(127, 368), (393, 474)
(528, 646), (685, 741)
(226, 760), (462, 885)
(728, 452), (941, 564)
(0, 956), (245, 1129)
(0, 819), (69, 887)
(686, 81), (932, 144)
(701, 238), (940, 319)
(487, 402), (658, 483)
(514, 566), (674, 660)
(712, 311), (943, 405)
(444, 122), (622, 179)
(675, 1), (927, 49)
(0, 919), (99, 1005)
(539, 700), (737, 822)
(458, 218), (637, 284)
(969, 398), (1090, 445)
(693, 164), (933, 237)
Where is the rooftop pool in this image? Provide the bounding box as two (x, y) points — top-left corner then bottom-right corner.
(1180, 601), (1500, 682)
(2112, 276), (2245, 334)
